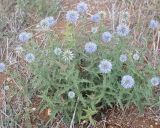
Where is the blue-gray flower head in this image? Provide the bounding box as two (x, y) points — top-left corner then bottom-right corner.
(91, 27), (98, 33)
(91, 13), (101, 23)
(102, 32), (112, 43)
(15, 46), (24, 54)
(25, 53), (35, 63)
(19, 32), (32, 43)
(119, 54), (128, 62)
(0, 63), (6, 72)
(149, 19), (159, 29)
(77, 2), (88, 13)
(54, 47), (62, 56)
(62, 49), (74, 62)
(133, 53), (140, 61)
(68, 91), (75, 99)
(150, 76), (160, 86)
(98, 59), (112, 74)
(45, 17), (57, 27)
(121, 75), (135, 89)
(4, 85), (9, 90)
(40, 16), (56, 29)
(85, 42), (97, 54)
(116, 24), (129, 36)
(66, 10), (79, 24)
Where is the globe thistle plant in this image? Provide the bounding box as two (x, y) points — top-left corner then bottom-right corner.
(84, 42), (97, 54)
(121, 75), (135, 89)
(68, 91), (75, 99)
(150, 76), (160, 86)
(0, 63), (6, 72)
(76, 2), (88, 13)
(25, 53), (35, 63)
(19, 32), (32, 43)
(98, 59), (112, 74)
(14, 4), (160, 122)
(91, 13), (101, 23)
(66, 10), (79, 24)
(116, 24), (129, 36)
(62, 49), (74, 62)
(149, 19), (159, 29)
(101, 32), (112, 43)
(119, 54), (128, 62)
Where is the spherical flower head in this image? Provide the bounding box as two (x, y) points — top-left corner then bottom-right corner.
(76, 2), (88, 13)
(40, 19), (50, 29)
(25, 53), (35, 63)
(116, 24), (129, 36)
(4, 85), (9, 91)
(149, 19), (159, 29)
(45, 17), (57, 27)
(119, 54), (128, 62)
(120, 11), (130, 22)
(66, 10), (79, 24)
(133, 53), (140, 61)
(54, 47), (62, 56)
(15, 46), (24, 54)
(91, 27), (98, 33)
(40, 17), (56, 29)
(150, 76), (160, 86)
(121, 75), (135, 89)
(0, 63), (6, 72)
(91, 13), (101, 23)
(19, 32), (32, 43)
(98, 59), (112, 74)
(102, 32), (112, 43)
(84, 42), (97, 54)
(68, 91), (75, 99)
(62, 49), (74, 63)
